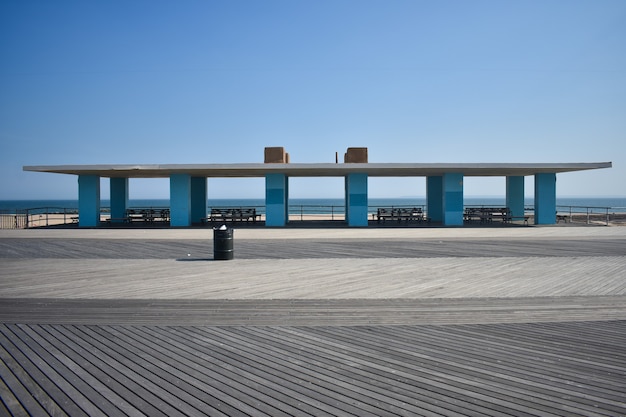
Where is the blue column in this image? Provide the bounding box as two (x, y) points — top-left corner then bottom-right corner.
(110, 177), (129, 223)
(443, 173), (464, 226)
(170, 174), (192, 227)
(345, 173), (368, 227)
(78, 175), (100, 227)
(426, 176), (443, 223)
(266, 173), (288, 226)
(191, 177), (207, 224)
(506, 176), (525, 220)
(535, 173), (556, 225)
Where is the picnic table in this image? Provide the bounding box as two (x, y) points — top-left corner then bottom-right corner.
(202, 208), (261, 225)
(375, 207), (427, 223)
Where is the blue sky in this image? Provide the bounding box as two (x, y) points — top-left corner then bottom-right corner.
(1, 0), (624, 199)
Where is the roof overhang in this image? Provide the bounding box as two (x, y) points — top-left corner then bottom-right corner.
(24, 162), (612, 178)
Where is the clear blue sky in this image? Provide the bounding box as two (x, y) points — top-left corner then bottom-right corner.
(1, 0), (624, 199)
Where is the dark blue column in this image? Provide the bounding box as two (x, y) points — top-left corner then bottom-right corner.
(78, 175), (100, 227)
(110, 177), (129, 223)
(191, 177), (207, 224)
(266, 173), (288, 226)
(345, 173), (368, 227)
(426, 176), (443, 223)
(534, 173), (556, 224)
(170, 174), (191, 227)
(443, 173), (464, 226)
(506, 176), (525, 220)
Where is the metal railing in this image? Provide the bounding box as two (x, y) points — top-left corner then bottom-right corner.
(0, 211), (28, 229)
(556, 205), (622, 226)
(2, 204), (625, 228)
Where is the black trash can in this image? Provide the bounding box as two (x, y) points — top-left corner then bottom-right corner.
(213, 226), (234, 260)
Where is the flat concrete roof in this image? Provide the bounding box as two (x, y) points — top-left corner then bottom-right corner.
(24, 162), (612, 178)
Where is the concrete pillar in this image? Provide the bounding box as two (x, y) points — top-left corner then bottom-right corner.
(110, 177), (129, 223)
(506, 176), (525, 220)
(534, 173), (556, 225)
(78, 175), (101, 227)
(191, 177), (207, 224)
(426, 176), (443, 223)
(345, 173), (368, 227)
(266, 173), (288, 226)
(443, 173), (464, 226)
(170, 174), (192, 227)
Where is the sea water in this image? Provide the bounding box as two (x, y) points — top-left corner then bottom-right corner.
(1, 197), (625, 213)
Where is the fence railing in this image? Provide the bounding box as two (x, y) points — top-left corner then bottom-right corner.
(0, 212), (28, 229)
(1, 204), (625, 228)
(556, 205), (622, 226)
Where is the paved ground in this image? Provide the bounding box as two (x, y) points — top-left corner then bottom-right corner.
(1, 226), (625, 416)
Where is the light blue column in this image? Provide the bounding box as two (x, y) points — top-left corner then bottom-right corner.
(506, 176), (525, 220)
(170, 174), (192, 227)
(190, 177), (207, 224)
(110, 177), (129, 223)
(443, 173), (464, 226)
(78, 175), (100, 227)
(426, 176), (443, 223)
(266, 173), (288, 226)
(345, 173), (368, 227)
(534, 173), (556, 225)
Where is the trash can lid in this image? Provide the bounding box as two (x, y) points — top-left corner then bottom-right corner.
(219, 225), (228, 230)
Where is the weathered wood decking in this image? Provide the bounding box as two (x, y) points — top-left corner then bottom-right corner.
(1, 321), (625, 417)
(1, 228), (625, 416)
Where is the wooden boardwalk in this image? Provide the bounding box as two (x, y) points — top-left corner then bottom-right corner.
(1, 228), (626, 416)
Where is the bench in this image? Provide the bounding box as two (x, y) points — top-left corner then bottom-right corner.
(557, 214), (569, 223)
(106, 217), (131, 225)
(464, 207), (512, 224)
(203, 208), (261, 225)
(376, 207), (426, 223)
(509, 216), (530, 226)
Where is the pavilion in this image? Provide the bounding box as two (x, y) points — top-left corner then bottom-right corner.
(23, 147), (611, 228)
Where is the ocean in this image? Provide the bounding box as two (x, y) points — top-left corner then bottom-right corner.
(1, 197), (625, 214)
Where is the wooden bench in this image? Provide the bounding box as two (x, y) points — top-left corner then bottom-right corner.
(464, 207), (512, 224)
(509, 216), (530, 226)
(376, 208), (426, 223)
(203, 208), (261, 225)
(106, 217), (131, 225)
(557, 214), (569, 223)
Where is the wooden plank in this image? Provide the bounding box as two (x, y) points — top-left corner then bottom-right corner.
(3, 324), (119, 417)
(1, 237), (625, 259)
(0, 327), (79, 416)
(1, 297), (626, 326)
(143, 325), (411, 417)
(34, 324), (173, 417)
(68, 325), (237, 417)
(110, 325), (343, 417)
(192, 326), (493, 417)
(1, 322), (625, 416)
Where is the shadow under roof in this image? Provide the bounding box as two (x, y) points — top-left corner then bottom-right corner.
(24, 162), (612, 178)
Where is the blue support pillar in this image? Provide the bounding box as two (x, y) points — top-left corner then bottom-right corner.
(534, 173), (556, 225)
(426, 176), (443, 223)
(266, 173), (288, 226)
(506, 176), (525, 220)
(443, 173), (464, 226)
(110, 177), (129, 223)
(345, 173), (368, 227)
(190, 177), (207, 224)
(78, 175), (101, 227)
(170, 174), (192, 227)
